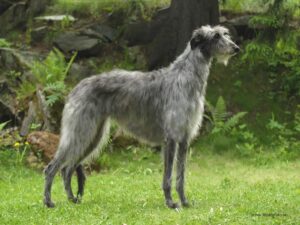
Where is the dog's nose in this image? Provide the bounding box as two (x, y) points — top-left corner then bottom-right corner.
(233, 45), (240, 53)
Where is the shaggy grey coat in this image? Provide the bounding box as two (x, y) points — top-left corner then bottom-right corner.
(44, 25), (239, 208)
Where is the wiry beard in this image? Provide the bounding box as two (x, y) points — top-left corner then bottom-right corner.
(216, 54), (233, 66)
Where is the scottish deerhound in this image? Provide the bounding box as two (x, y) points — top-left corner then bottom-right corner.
(44, 25), (239, 209)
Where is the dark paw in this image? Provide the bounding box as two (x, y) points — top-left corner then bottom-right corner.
(166, 200), (179, 209)
(182, 200), (190, 207)
(44, 200), (55, 208)
(69, 197), (80, 204)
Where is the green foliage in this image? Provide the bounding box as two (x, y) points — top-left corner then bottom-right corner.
(220, 0), (273, 13)
(242, 0), (300, 99)
(14, 145), (29, 165)
(17, 48), (77, 107)
(0, 38), (12, 48)
(249, 14), (284, 28)
(53, 0), (170, 18)
(221, 0), (300, 16)
(266, 111), (300, 154)
(30, 123), (41, 131)
(0, 121), (10, 132)
(60, 16), (74, 29)
(206, 96), (247, 135)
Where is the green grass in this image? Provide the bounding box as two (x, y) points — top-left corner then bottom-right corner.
(0, 147), (299, 224)
(52, 0), (170, 17)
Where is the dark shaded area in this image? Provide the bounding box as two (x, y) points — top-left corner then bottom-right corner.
(0, 0), (49, 35)
(125, 0), (219, 69)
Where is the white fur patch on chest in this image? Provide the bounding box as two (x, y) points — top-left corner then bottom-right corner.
(188, 95), (205, 140)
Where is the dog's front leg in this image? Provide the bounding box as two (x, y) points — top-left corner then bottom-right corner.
(176, 140), (189, 207)
(162, 138), (178, 208)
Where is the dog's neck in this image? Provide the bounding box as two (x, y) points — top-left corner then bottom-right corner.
(169, 45), (212, 82)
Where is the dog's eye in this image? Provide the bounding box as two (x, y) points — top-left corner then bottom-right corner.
(224, 32), (230, 36)
(213, 33), (220, 39)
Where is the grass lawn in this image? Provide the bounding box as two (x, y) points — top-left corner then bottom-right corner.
(0, 147), (299, 225)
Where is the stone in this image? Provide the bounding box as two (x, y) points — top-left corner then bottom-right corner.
(0, 99), (17, 124)
(0, 1), (13, 14)
(34, 15), (76, 22)
(0, 0), (48, 35)
(31, 26), (48, 43)
(86, 24), (118, 42)
(0, 2), (27, 35)
(27, 131), (59, 163)
(67, 62), (94, 82)
(0, 79), (19, 126)
(0, 47), (36, 71)
(53, 23), (117, 57)
(0, 48), (18, 70)
(226, 15), (256, 40)
(54, 32), (104, 57)
(228, 15), (252, 27)
(27, 0), (48, 17)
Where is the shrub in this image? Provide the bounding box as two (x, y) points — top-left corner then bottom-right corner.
(205, 96), (247, 135)
(17, 48), (77, 106)
(242, 0), (300, 99)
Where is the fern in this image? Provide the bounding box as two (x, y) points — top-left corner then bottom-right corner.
(44, 81), (67, 106)
(213, 96), (228, 125)
(46, 94), (61, 107)
(207, 96), (247, 135)
(0, 38), (12, 48)
(223, 112), (248, 133)
(17, 81), (36, 100)
(17, 48), (77, 107)
(0, 121), (10, 132)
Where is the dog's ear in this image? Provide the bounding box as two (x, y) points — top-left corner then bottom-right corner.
(190, 35), (206, 50)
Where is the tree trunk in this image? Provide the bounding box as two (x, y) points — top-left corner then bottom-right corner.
(125, 0), (219, 70)
(146, 0), (219, 69)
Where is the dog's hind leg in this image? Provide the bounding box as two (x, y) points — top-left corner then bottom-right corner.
(61, 166), (77, 203)
(61, 164), (85, 203)
(74, 119), (110, 200)
(44, 157), (64, 208)
(76, 164), (86, 199)
(60, 118), (110, 204)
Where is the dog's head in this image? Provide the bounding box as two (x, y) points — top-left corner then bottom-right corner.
(190, 25), (240, 65)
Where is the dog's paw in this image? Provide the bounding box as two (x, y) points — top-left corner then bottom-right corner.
(69, 197), (80, 204)
(44, 200), (55, 208)
(181, 200), (190, 208)
(166, 200), (179, 209)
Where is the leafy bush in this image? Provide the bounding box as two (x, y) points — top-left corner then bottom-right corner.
(205, 96), (247, 135)
(242, 0), (300, 99)
(18, 48), (77, 106)
(0, 38), (12, 48)
(266, 110), (300, 153)
(0, 121), (10, 132)
(53, 0), (170, 19)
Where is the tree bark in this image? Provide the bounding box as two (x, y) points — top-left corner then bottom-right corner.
(125, 0), (219, 70)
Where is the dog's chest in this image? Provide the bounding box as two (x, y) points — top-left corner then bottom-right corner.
(187, 92), (205, 140)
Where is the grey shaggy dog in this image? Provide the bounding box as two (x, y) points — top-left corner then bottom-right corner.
(44, 25), (239, 209)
